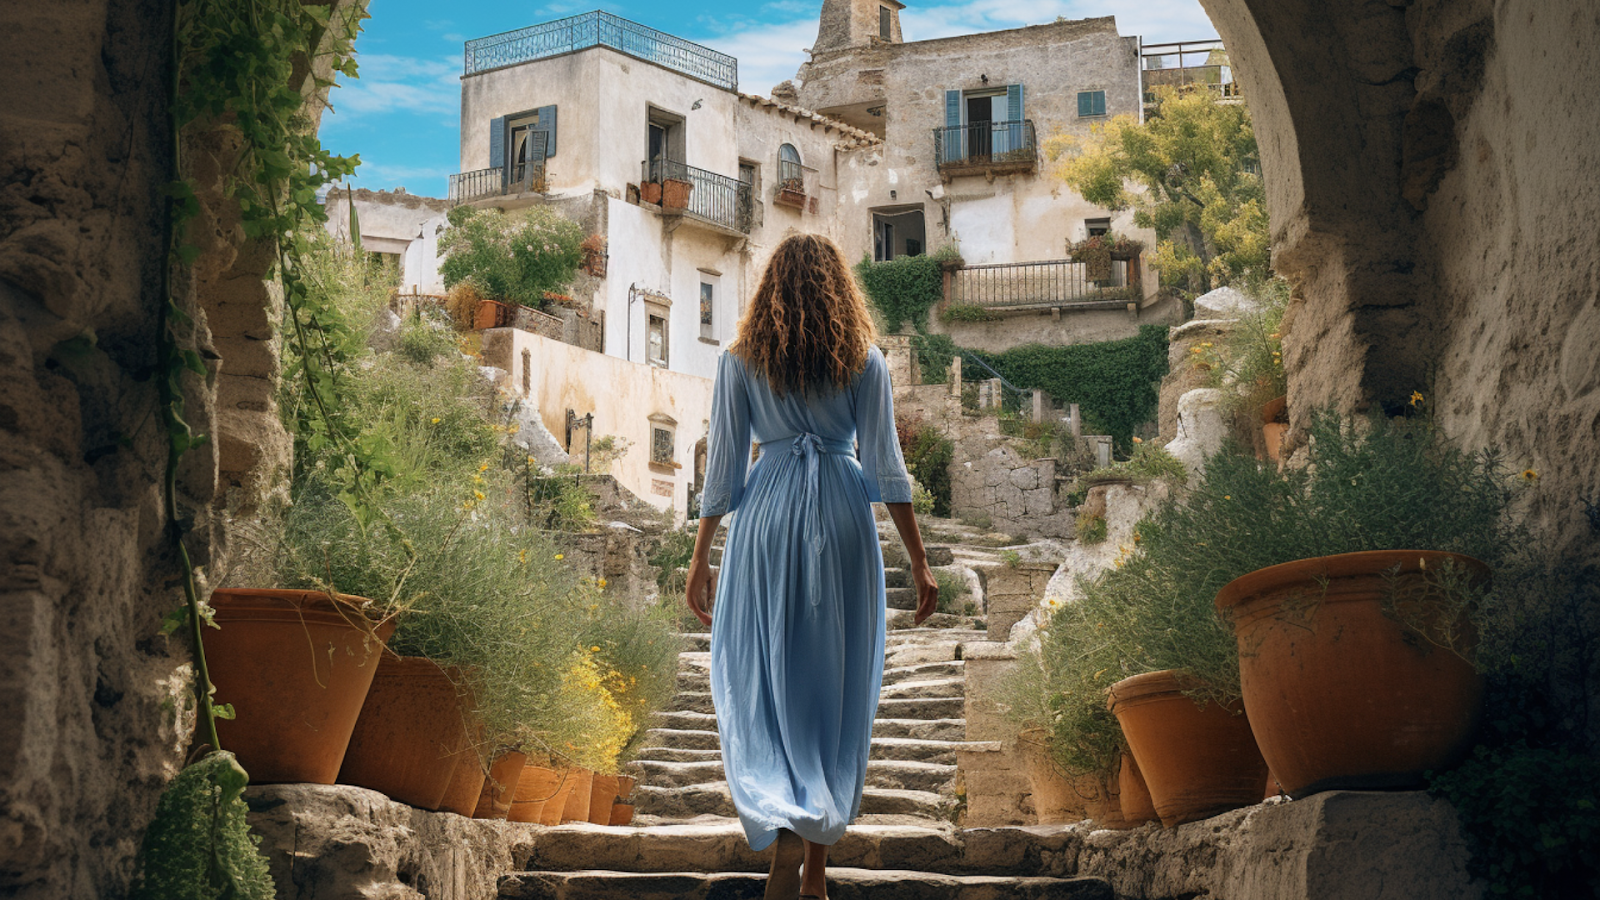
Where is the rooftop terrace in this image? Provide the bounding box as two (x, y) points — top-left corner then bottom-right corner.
(463, 10), (738, 91)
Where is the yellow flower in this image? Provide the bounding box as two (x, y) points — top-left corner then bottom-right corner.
(1132, 436), (1143, 444)
(598, 578), (608, 588)
(518, 549), (528, 564)
(1223, 495), (1231, 500)
(1521, 469), (1539, 482)
(591, 646), (601, 653)
(473, 490), (485, 501)
(479, 462), (490, 472)
(1190, 346), (1204, 354)
(1201, 342), (1213, 348)
(1268, 332), (1281, 340)
(555, 553), (564, 560)
(431, 417), (442, 424)
(1410, 391), (1425, 407)
(462, 500), (477, 511)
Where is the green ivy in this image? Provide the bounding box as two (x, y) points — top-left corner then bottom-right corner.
(911, 333), (959, 384)
(896, 416), (954, 517)
(940, 303), (1000, 323)
(856, 254), (945, 332)
(968, 325), (1169, 449)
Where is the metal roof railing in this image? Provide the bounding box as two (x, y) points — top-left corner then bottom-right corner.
(464, 11), (737, 91)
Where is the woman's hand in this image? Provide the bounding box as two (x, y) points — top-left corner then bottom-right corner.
(685, 557), (716, 627)
(911, 559), (939, 626)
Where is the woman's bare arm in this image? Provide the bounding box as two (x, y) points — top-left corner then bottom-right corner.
(885, 502), (939, 625)
(684, 513), (723, 626)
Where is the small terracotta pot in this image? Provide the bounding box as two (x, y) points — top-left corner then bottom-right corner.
(1109, 670), (1268, 827)
(587, 774), (619, 825)
(338, 655), (470, 809)
(608, 803), (635, 826)
(1215, 550), (1488, 798)
(472, 751), (527, 820)
(537, 768), (581, 826)
(473, 299), (514, 330)
(509, 765), (563, 824)
(1118, 752), (1159, 826)
(640, 181), (662, 205)
(615, 775), (636, 802)
(560, 767), (595, 823)
(206, 589), (392, 784)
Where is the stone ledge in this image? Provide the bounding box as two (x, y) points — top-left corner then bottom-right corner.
(244, 783), (541, 900)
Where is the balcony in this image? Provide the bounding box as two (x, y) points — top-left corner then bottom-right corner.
(464, 11), (737, 91)
(639, 159), (754, 235)
(1141, 39), (1240, 103)
(933, 120), (1037, 181)
(945, 257), (1140, 312)
(772, 158), (818, 213)
(448, 162), (548, 205)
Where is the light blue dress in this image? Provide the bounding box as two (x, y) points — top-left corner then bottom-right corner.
(699, 346), (913, 851)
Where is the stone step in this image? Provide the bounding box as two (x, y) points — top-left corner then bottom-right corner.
(886, 610), (987, 631)
(640, 727), (720, 750)
(887, 586), (918, 609)
(500, 869), (1113, 900)
(664, 691), (965, 717)
(879, 676), (967, 700)
(637, 736), (966, 766)
(876, 696), (965, 719)
(675, 659), (965, 691)
(651, 708), (966, 734)
(630, 782), (956, 821)
(671, 671), (965, 703)
(626, 759), (955, 794)
(635, 746), (722, 763)
(873, 718), (966, 741)
(885, 566), (909, 588)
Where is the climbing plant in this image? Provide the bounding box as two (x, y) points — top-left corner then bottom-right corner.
(855, 253), (946, 332)
(967, 325), (1169, 449)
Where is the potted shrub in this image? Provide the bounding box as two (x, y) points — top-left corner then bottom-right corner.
(774, 180), (806, 209)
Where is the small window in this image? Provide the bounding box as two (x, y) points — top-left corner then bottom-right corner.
(651, 425), (675, 466)
(646, 312), (668, 367)
(1077, 90), (1107, 118)
(1086, 217), (1111, 237)
(699, 281), (715, 339)
(879, 5), (891, 39)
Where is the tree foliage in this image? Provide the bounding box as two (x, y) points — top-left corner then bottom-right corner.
(438, 205), (585, 308)
(1049, 86), (1268, 296)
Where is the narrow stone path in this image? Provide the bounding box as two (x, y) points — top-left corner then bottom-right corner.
(499, 530), (1111, 899)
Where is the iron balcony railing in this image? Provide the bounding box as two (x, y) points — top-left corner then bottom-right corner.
(464, 11), (738, 91)
(447, 163), (548, 204)
(641, 159), (753, 234)
(934, 119), (1037, 169)
(949, 258), (1130, 308)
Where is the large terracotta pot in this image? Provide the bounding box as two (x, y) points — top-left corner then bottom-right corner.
(1016, 729), (1120, 826)
(508, 765), (563, 824)
(1109, 670), (1268, 827)
(437, 750), (488, 817)
(587, 774), (619, 825)
(338, 655), (470, 809)
(473, 751), (528, 820)
(1118, 752), (1159, 827)
(473, 298), (514, 330)
(559, 767), (595, 823)
(1215, 550), (1488, 797)
(206, 589), (392, 784)
(1260, 396), (1288, 463)
(639, 181), (663, 205)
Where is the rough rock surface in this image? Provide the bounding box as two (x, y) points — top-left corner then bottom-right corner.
(1163, 388), (1227, 479)
(245, 783), (540, 900)
(1191, 286), (1256, 320)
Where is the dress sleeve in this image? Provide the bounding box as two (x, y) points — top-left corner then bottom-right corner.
(855, 347), (914, 504)
(698, 351), (753, 517)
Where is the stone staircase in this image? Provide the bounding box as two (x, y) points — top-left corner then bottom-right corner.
(496, 529), (1112, 900)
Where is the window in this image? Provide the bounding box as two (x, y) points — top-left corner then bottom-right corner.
(777, 144), (803, 192)
(646, 107), (686, 181)
(699, 280), (715, 340)
(1077, 90), (1107, 117)
(879, 5), (891, 38)
(1086, 217), (1111, 237)
(649, 413), (678, 467)
(488, 105), (557, 171)
(646, 312), (668, 366)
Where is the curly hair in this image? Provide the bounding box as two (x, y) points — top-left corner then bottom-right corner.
(729, 233), (878, 395)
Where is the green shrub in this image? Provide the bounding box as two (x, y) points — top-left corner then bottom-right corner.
(396, 307), (460, 365)
(895, 415), (954, 517)
(855, 254), (944, 332)
(968, 325), (1169, 450)
(130, 753), (275, 900)
(934, 570), (971, 615)
(911, 478), (936, 516)
(1199, 276), (1289, 421)
(911, 333), (960, 383)
(941, 303), (1000, 323)
(438, 205), (584, 309)
(1082, 441), (1189, 485)
(525, 466), (599, 532)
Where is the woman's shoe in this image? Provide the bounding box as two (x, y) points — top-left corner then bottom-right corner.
(765, 830), (804, 900)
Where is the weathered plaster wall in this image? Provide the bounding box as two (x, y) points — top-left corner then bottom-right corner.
(928, 296), (1179, 355)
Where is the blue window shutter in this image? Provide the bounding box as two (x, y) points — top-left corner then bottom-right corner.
(538, 105), (558, 157)
(945, 89), (962, 128)
(1007, 83), (1023, 123)
(944, 90), (961, 162)
(1077, 92), (1092, 117)
(1094, 91), (1106, 116)
(489, 116), (506, 168)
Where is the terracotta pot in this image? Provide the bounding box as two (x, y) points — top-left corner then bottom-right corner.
(472, 751), (527, 820)
(608, 803), (635, 826)
(1081, 763), (1127, 830)
(640, 181), (662, 205)
(1109, 670), (1268, 827)
(537, 767), (582, 826)
(1118, 752), (1159, 827)
(587, 774), (619, 825)
(437, 750), (488, 817)
(338, 655), (471, 809)
(509, 765), (563, 824)
(473, 299), (514, 330)
(560, 767), (595, 823)
(616, 775), (636, 802)
(206, 589), (392, 784)
(1215, 550), (1488, 797)
(662, 178), (693, 209)
(1017, 723), (1120, 826)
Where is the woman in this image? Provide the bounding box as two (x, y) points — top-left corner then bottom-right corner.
(684, 234), (939, 900)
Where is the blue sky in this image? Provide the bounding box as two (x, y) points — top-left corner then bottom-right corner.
(319, 0), (1217, 197)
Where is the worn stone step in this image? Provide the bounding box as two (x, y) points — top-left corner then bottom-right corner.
(669, 691), (716, 714)
(500, 869), (1113, 900)
(885, 567), (909, 588)
(879, 676), (967, 700)
(887, 586), (918, 609)
(876, 696), (965, 719)
(627, 758), (955, 794)
(885, 642), (961, 666)
(635, 746), (722, 763)
(637, 736), (967, 766)
(887, 610), (987, 631)
(655, 710), (719, 732)
(873, 717), (966, 742)
(883, 659), (964, 685)
(630, 782), (956, 821)
(640, 727), (720, 750)
(522, 819), (964, 875)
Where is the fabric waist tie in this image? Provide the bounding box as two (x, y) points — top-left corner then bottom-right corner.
(762, 432), (856, 616)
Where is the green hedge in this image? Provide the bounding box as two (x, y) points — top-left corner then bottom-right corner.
(968, 324), (1168, 449)
(855, 254), (945, 332)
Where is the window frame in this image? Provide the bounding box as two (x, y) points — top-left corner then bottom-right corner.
(1077, 90), (1108, 118)
(648, 413), (678, 470)
(645, 305), (669, 368)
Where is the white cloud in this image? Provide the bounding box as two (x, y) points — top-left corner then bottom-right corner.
(330, 53), (461, 118)
(691, 0), (1215, 96)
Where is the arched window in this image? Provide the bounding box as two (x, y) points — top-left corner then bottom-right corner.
(778, 143), (803, 191)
